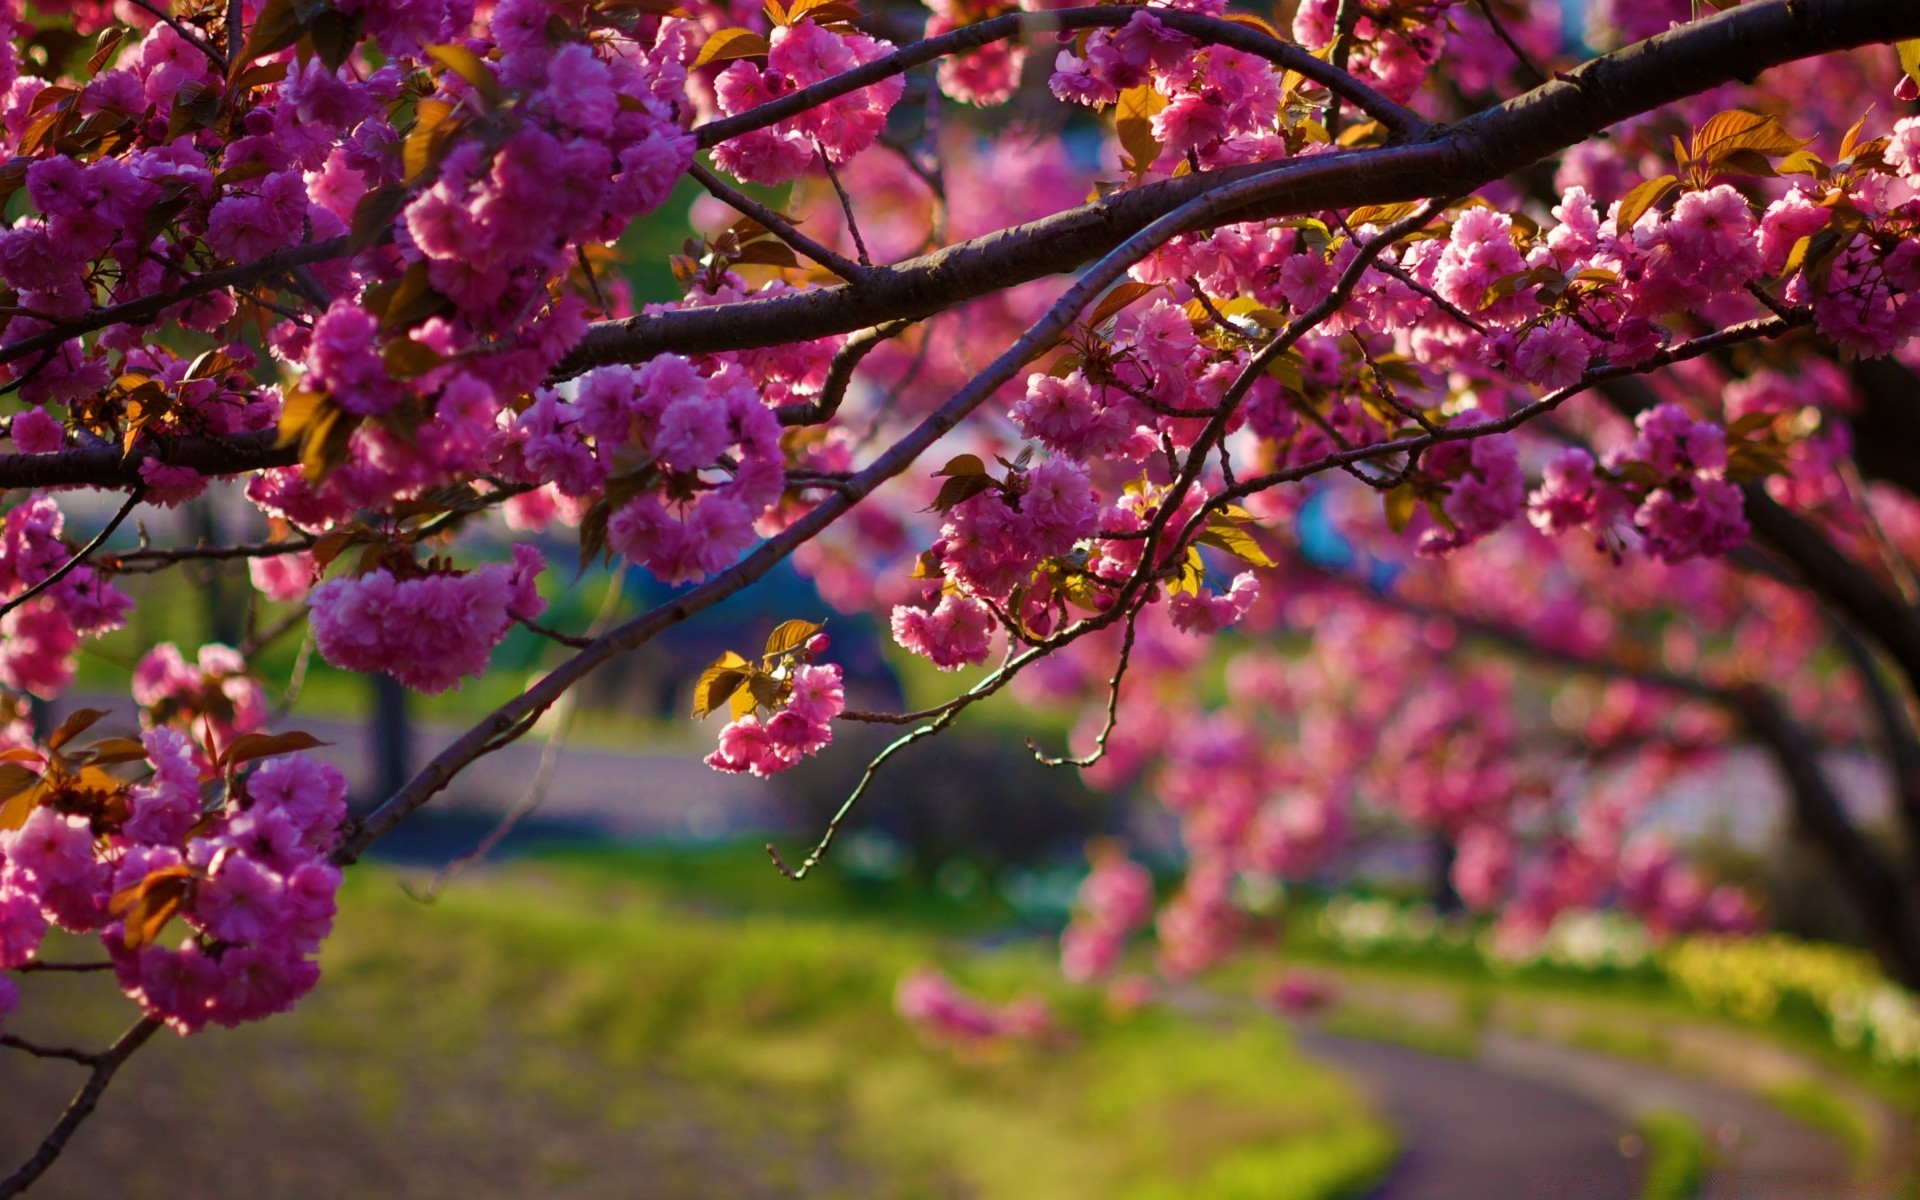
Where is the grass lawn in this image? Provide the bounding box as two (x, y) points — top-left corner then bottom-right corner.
(2, 858), (1392, 1200)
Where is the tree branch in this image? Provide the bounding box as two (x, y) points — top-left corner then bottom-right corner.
(0, 239), (347, 369)
(694, 7), (1426, 151)
(0, 1017), (161, 1200)
(0, 488), (143, 622)
(687, 161), (873, 283)
(0, 430), (295, 491)
(564, 0), (1920, 376)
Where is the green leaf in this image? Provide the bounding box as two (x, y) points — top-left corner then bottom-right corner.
(230, 0), (311, 79)
(426, 43), (502, 101)
(933, 454), (986, 478)
(307, 6), (365, 71)
(1383, 483), (1417, 534)
(1899, 40), (1920, 93)
(1196, 515), (1275, 568)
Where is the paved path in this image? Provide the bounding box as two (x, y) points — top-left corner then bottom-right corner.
(1479, 1031), (1855, 1200)
(1298, 1026), (1881, 1200)
(1298, 1031), (1640, 1200)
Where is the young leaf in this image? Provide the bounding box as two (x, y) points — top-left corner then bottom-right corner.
(927, 473), (996, 513)
(692, 28), (772, 70)
(230, 0), (310, 79)
(82, 736), (152, 765)
(223, 730), (329, 769)
(1086, 281), (1156, 329)
(934, 454), (986, 478)
(110, 866), (194, 951)
(764, 618), (823, 658)
(1614, 174), (1678, 233)
(1114, 85), (1166, 176)
(692, 651), (751, 719)
(1196, 515), (1276, 568)
(47, 707), (106, 752)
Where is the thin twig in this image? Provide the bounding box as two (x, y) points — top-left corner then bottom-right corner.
(0, 488), (145, 623)
(0, 1035), (97, 1066)
(688, 161), (871, 283)
(777, 320), (914, 427)
(815, 146), (872, 267)
(0, 1016), (161, 1200)
(123, 0), (225, 73)
(1032, 603), (1138, 768)
(109, 537), (311, 572)
(1467, 0), (1549, 87)
(411, 580), (626, 899)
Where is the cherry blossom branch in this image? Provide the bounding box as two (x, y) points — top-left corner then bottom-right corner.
(687, 161), (872, 282)
(695, 7), (1426, 150)
(0, 1034), (99, 1065)
(1206, 313), (1810, 515)
(0, 1016), (161, 1200)
(0, 487), (143, 622)
(338, 140), (1383, 866)
(107, 534), (314, 574)
(777, 320), (914, 427)
(0, 238), (347, 368)
(569, 0), (1920, 374)
(7, 961), (111, 973)
(122, 0), (226, 73)
(0, 430), (294, 490)
(1029, 603), (1137, 768)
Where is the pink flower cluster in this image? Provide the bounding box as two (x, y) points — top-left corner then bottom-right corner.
(891, 591), (996, 671)
(1526, 405), (1747, 563)
(708, 18), (903, 185)
(894, 966), (1053, 1050)
(132, 643), (269, 758)
(307, 546), (546, 694)
(705, 661), (845, 777)
(514, 357), (785, 585)
(0, 495), (133, 697)
(0, 729), (346, 1036)
(1059, 848), (1155, 982)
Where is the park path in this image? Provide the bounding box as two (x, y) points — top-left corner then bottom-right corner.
(1297, 1025), (1878, 1200)
(1298, 1030), (1640, 1200)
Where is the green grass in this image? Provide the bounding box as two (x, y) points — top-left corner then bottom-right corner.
(1318, 1005), (1481, 1060)
(1635, 1108), (1707, 1200)
(1763, 1079), (1878, 1168)
(301, 864), (1394, 1200)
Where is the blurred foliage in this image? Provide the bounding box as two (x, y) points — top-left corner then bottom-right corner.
(1634, 1109), (1707, 1200)
(300, 862), (1394, 1200)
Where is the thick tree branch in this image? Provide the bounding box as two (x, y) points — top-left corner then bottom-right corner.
(564, 0), (1920, 376)
(0, 430), (294, 491)
(1735, 686), (1920, 991)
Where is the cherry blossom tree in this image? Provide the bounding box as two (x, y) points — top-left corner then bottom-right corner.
(0, 0), (1918, 1189)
